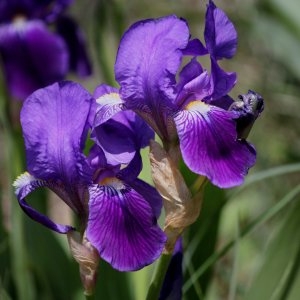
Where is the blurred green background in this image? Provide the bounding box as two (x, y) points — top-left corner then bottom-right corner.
(1, 0), (300, 299)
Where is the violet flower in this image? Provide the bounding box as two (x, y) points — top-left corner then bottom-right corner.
(0, 0), (91, 100)
(13, 81), (166, 271)
(94, 2), (264, 188)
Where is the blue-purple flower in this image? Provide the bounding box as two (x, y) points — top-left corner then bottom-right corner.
(94, 1), (264, 188)
(14, 81), (166, 271)
(0, 0), (91, 100)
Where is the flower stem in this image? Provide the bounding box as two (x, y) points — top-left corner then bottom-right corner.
(85, 293), (95, 300)
(145, 252), (173, 300)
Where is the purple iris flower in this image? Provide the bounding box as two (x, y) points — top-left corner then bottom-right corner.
(14, 81), (166, 271)
(94, 2), (263, 188)
(0, 0), (91, 100)
(159, 239), (183, 300)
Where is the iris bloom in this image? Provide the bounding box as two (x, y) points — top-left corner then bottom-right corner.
(0, 0), (91, 100)
(94, 1), (264, 188)
(14, 81), (166, 271)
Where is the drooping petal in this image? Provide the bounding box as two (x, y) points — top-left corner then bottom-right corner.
(115, 15), (189, 110)
(0, 20), (68, 99)
(56, 15), (92, 76)
(87, 183), (166, 271)
(13, 172), (74, 233)
(93, 89), (126, 128)
(127, 178), (163, 219)
(204, 0), (237, 60)
(21, 81), (93, 188)
(174, 102), (256, 188)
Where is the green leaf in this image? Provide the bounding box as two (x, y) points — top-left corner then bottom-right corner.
(245, 198), (300, 300)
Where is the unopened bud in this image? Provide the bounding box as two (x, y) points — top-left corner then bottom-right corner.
(149, 140), (203, 253)
(67, 231), (100, 296)
(230, 90), (264, 140)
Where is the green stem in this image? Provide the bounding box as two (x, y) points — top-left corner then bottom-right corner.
(85, 293), (95, 300)
(145, 253), (173, 300)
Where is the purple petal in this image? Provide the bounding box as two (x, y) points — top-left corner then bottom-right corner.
(182, 38), (208, 56)
(159, 238), (183, 300)
(205, 0), (237, 60)
(92, 109), (154, 165)
(0, 20), (68, 99)
(207, 58), (237, 100)
(21, 81), (93, 187)
(174, 102), (256, 188)
(56, 15), (92, 76)
(176, 70), (211, 109)
(87, 184), (166, 271)
(13, 172), (74, 233)
(176, 58), (204, 94)
(115, 16), (189, 111)
(93, 90), (126, 128)
(128, 178), (163, 219)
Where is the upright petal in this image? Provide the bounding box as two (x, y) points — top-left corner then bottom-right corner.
(174, 102), (256, 188)
(56, 15), (92, 76)
(204, 0), (237, 60)
(21, 81), (93, 188)
(207, 58), (237, 101)
(115, 15), (189, 111)
(92, 108), (154, 165)
(87, 184), (166, 271)
(0, 20), (68, 99)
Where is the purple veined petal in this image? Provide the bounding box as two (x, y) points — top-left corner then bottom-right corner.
(181, 38), (208, 56)
(204, 0), (237, 60)
(115, 15), (189, 111)
(56, 15), (92, 76)
(86, 184), (166, 271)
(128, 178), (163, 219)
(93, 90), (126, 128)
(174, 101), (256, 188)
(21, 81), (93, 189)
(206, 58), (237, 101)
(159, 238), (183, 300)
(94, 84), (119, 99)
(13, 172), (75, 233)
(0, 20), (68, 99)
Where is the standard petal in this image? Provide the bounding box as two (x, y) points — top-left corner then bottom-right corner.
(86, 184), (166, 271)
(174, 102), (256, 188)
(204, 0), (237, 60)
(56, 15), (92, 76)
(92, 108), (154, 165)
(21, 81), (93, 187)
(207, 58), (237, 100)
(13, 172), (74, 233)
(182, 38), (208, 56)
(115, 15), (189, 111)
(0, 20), (68, 99)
